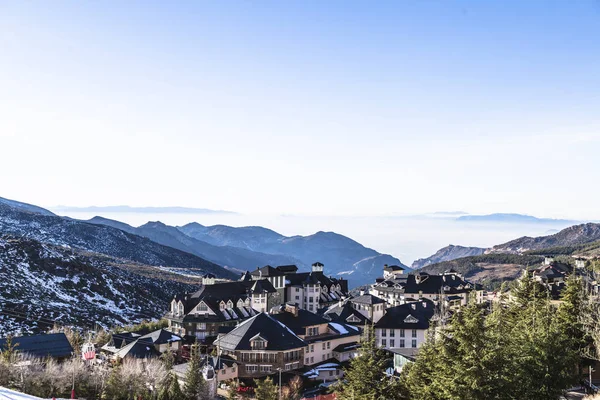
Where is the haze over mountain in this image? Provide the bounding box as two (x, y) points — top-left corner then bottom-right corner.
(457, 213), (578, 224)
(53, 205), (236, 214)
(178, 222), (408, 287)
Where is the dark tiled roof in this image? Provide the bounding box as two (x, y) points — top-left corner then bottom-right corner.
(375, 300), (436, 330)
(376, 273), (475, 295)
(321, 301), (370, 325)
(384, 265), (405, 272)
(114, 340), (160, 359)
(332, 341), (360, 353)
(350, 294), (386, 305)
(270, 308), (329, 335)
(251, 265), (285, 277)
(214, 313), (306, 351)
(0, 333), (73, 359)
(138, 329), (182, 345)
(276, 265), (299, 273)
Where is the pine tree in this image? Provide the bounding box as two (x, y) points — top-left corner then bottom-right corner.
(102, 364), (126, 400)
(401, 327), (445, 400)
(255, 376), (278, 400)
(335, 325), (403, 400)
(158, 350), (183, 400)
(182, 342), (207, 400)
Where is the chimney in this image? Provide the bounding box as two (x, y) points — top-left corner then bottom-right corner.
(359, 290), (365, 296)
(411, 303), (416, 310)
(285, 303), (299, 317)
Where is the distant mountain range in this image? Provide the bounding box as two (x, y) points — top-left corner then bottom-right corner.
(416, 222), (600, 289)
(51, 205), (237, 214)
(487, 223), (600, 254)
(456, 213), (577, 224)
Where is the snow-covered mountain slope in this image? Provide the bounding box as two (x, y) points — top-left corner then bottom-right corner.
(412, 245), (486, 269)
(0, 202), (236, 280)
(0, 197), (55, 216)
(0, 236), (198, 335)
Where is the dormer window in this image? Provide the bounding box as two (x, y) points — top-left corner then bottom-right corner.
(404, 314), (419, 324)
(178, 301), (184, 315)
(443, 286), (451, 291)
(227, 300), (234, 310)
(245, 298), (251, 307)
(250, 334), (267, 350)
(237, 299), (244, 308)
(220, 301), (226, 311)
(198, 302), (208, 312)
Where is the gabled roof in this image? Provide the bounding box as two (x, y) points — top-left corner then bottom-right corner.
(214, 313), (307, 351)
(138, 329), (182, 345)
(332, 341), (360, 353)
(350, 294), (386, 305)
(250, 279), (277, 293)
(0, 333), (73, 359)
(114, 340), (161, 359)
(321, 301), (370, 325)
(375, 300), (436, 330)
(270, 308), (329, 336)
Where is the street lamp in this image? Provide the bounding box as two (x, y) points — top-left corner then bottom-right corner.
(277, 367), (282, 400)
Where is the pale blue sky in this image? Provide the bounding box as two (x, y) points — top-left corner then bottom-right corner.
(1, 1), (599, 218)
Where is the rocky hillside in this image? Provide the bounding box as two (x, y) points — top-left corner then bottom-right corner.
(412, 245), (486, 269)
(0, 202), (236, 280)
(88, 218), (303, 272)
(179, 224), (409, 287)
(420, 254), (544, 290)
(0, 236), (198, 335)
(488, 223), (600, 254)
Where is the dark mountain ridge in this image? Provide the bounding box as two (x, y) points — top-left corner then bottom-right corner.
(0, 202), (236, 280)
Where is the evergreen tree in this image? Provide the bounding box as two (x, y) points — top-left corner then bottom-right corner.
(401, 328), (445, 400)
(335, 325), (403, 400)
(102, 364), (126, 400)
(182, 342), (207, 400)
(158, 351), (183, 400)
(255, 376), (278, 400)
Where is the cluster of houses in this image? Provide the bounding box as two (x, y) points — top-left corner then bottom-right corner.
(1, 262), (486, 398)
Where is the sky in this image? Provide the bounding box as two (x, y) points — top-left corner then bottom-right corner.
(1, 1), (600, 219)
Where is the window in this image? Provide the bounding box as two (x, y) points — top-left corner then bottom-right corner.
(196, 323), (206, 330)
(310, 345), (314, 352)
(220, 302), (226, 311)
(309, 297), (313, 303)
(412, 339), (417, 348)
(390, 329), (395, 337)
(329, 371), (334, 377)
(400, 329), (405, 337)
(252, 339), (266, 350)
(309, 305), (313, 311)
(412, 329), (417, 338)
(382, 339), (387, 347)
(381, 329), (386, 337)
(306, 357), (309, 364)
(390, 339), (395, 347)
(327, 342), (330, 349)
(307, 327), (319, 337)
(322, 343), (326, 350)
(322, 354), (326, 361)
(260, 365), (272, 373)
(221, 370), (226, 375)
(400, 339), (405, 348)
(246, 365), (258, 373)
(227, 300), (233, 309)
(310, 357), (314, 363)
(232, 367), (235, 372)
(295, 296), (299, 300)
(296, 288), (300, 292)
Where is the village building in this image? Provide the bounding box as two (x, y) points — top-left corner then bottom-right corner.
(374, 299), (436, 350)
(101, 328), (183, 360)
(0, 333), (73, 361)
(213, 312), (307, 378)
(166, 279), (278, 340)
(370, 268), (484, 307)
(269, 303), (361, 367)
(321, 298), (371, 327)
(248, 263), (349, 312)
